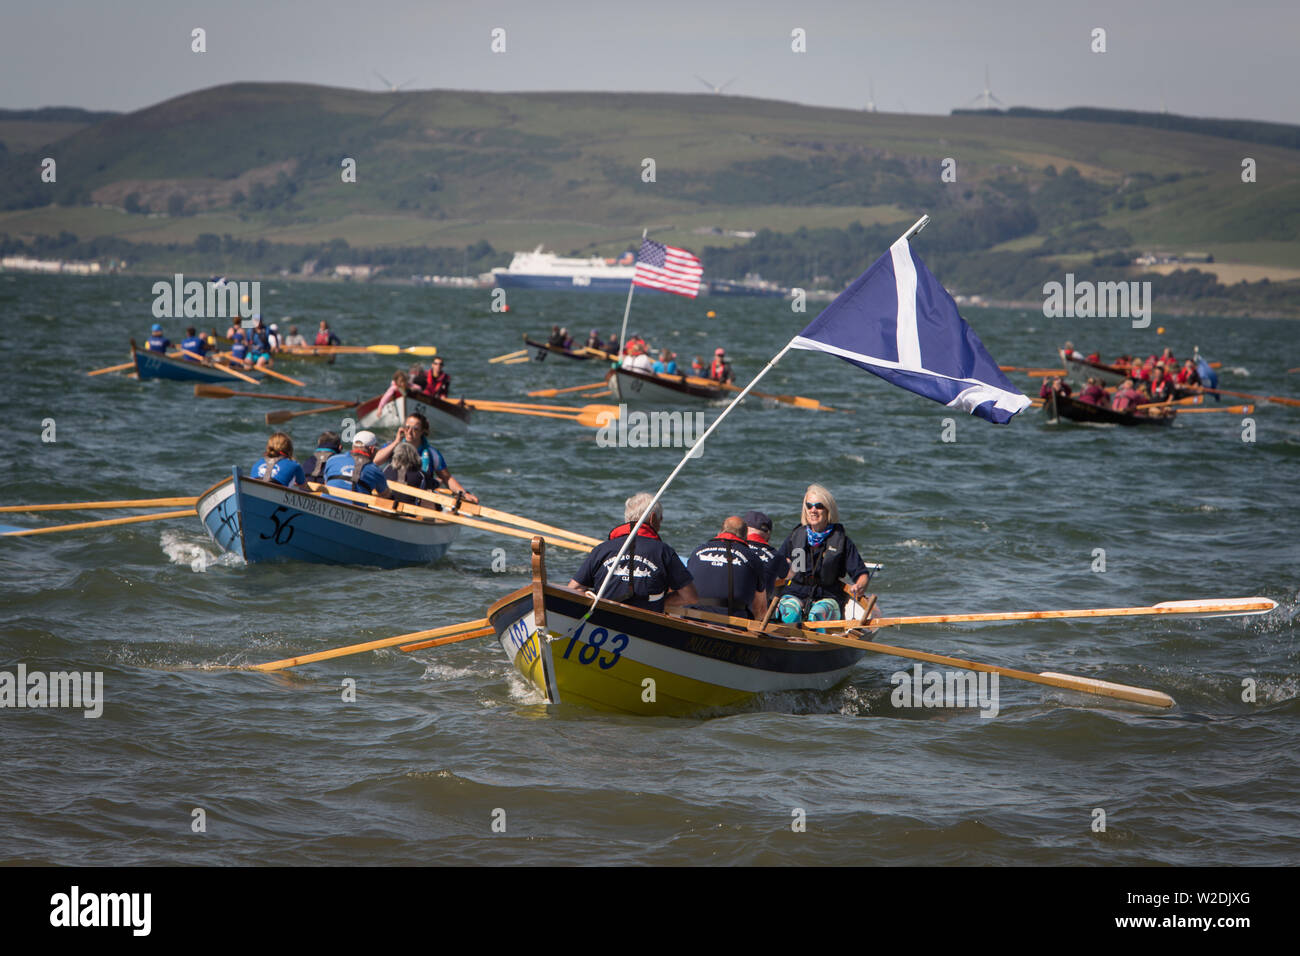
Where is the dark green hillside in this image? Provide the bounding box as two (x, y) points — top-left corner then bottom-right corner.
(1, 84), (1297, 307)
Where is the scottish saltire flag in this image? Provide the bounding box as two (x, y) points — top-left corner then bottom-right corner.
(791, 237), (1030, 424)
(634, 239), (703, 298)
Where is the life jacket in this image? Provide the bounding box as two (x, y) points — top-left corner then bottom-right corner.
(418, 370), (450, 397)
(304, 447), (338, 480)
(350, 452), (371, 492)
(784, 524), (848, 603)
(709, 359), (729, 381)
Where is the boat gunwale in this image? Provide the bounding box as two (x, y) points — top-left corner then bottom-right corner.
(487, 581), (868, 657)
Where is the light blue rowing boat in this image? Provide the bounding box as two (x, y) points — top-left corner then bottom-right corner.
(196, 468), (459, 567)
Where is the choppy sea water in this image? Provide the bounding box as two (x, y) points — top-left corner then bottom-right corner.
(0, 273), (1296, 867)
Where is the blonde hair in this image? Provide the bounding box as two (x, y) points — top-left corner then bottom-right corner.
(801, 484), (839, 524)
(265, 431), (294, 459)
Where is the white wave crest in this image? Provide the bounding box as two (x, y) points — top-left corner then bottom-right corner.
(159, 530), (241, 572)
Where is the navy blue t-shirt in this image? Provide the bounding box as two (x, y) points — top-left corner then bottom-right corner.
(180, 336), (207, 360)
(686, 534), (767, 617)
(744, 535), (783, 592)
(572, 526), (693, 613)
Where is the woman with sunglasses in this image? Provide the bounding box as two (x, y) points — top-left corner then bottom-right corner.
(772, 484), (872, 624)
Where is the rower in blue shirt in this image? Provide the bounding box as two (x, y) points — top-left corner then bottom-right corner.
(251, 432), (307, 488)
(229, 330), (250, 367)
(146, 324), (171, 353)
(180, 326), (207, 362)
(322, 431), (391, 500)
(652, 349), (679, 375)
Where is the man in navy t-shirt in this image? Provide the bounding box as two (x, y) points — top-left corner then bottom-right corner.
(742, 509), (785, 593)
(687, 516), (769, 619)
(146, 324), (171, 353)
(567, 493), (698, 614)
(180, 326), (207, 361)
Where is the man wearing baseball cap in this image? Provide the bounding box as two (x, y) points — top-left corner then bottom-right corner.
(742, 509), (784, 594)
(145, 323), (171, 353)
(321, 430), (392, 501)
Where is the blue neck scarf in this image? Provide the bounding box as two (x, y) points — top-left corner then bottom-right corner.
(806, 525), (831, 547)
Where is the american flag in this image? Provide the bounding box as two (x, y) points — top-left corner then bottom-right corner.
(633, 239), (703, 298)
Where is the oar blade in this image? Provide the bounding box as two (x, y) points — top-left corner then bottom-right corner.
(1037, 673), (1175, 708)
(1150, 597), (1277, 618)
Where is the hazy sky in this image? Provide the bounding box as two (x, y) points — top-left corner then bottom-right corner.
(3, 0), (1296, 123)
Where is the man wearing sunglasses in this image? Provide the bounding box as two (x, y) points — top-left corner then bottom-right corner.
(773, 484), (871, 624)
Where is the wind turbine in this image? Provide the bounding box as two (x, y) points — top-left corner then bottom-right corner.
(694, 75), (737, 95)
(373, 70), (414, 93)
(865, 78), (877, 113)
(964, 66), (1004, 110)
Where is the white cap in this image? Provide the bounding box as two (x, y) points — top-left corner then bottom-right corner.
(352, 430), (378, 448)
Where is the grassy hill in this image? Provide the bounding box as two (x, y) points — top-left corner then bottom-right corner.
(1, 83), (1297, 299)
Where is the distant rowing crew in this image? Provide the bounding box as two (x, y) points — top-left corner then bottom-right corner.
(144, 317), (344, 370)
(566, 485), (872, 627)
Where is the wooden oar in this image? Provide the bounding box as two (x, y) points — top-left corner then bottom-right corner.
(252, 617), (490, 671)
(3, 509), (194, 537)
(280, 345), (437, 356)
(1000, 365), (1064, 374)
(801, 596), (1278, 630)
(503, 356), (531, 365)
(307, 484), (592, 551)
(194, 384), (347, 405)
(87, 360), (135, 376)
(1026, 369), (1069, 378)
(465, 398), (612, 413)
(386, 480), (601, 546)
(461, 401), (616, 428)
(203, 356), (261, 385)
(490, 349), (528, 363)
(400, 626), (496, 652)
(238, 360), (305, 387)
(1137, 395), (1203, 410)
(1195, 386), (1300, 408)
(804, 627), (1175, 708)
(265, 402), (356, 426)
(677, 373), (842, 412)
(1174, 404), (1253, 415)
(0, 497), (197, 513)
(527, 381), (609, 397)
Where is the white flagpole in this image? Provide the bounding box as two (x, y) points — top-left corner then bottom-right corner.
(617, 228), (648, 358)
(577, 213), (931, 619)
(581, 340), (796, 615)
